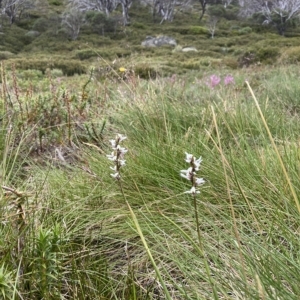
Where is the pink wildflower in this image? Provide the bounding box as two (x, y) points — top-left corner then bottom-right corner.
(206, 74), (221, 89)
(224, 75), (235, 85)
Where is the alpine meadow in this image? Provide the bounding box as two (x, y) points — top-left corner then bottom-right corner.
(0, 0), (300, 299)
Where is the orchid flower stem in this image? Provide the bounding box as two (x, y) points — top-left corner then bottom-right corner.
(193, 193), (219, 299)
(193, 194), (203, 251)
(118, 179), (126, 202)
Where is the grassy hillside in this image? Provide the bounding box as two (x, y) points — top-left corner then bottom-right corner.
(1, 2), (300, 78)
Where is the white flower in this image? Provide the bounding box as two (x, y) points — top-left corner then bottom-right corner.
(181, 167), (193, 174)
(119, 160), (126, 166)
(117, 146), (128, 158)
(116, 145), (127, 153)
(116, 145), (127, 151)
(195, 157), (202, 165)
(184, 186), (200, 194)
(108, 134), (127, 180)
(116, 134), (127, 142)
(194, 157), (202, 170)
(181, 152), (205, 195)
(195, 177), (205, 186)
(111, 172), (120, 179)
(185, 152), (194, 163)
(107, 152), (117, 161)
(110, 139), (117, 148)
(180, 167), (194, 180)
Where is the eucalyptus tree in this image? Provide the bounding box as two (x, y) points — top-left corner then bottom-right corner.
(239, 0), (300, 35)
(61, 7), (84, 40)
(206, 4), (225, 38)
(154, 0), (177, 23)
(222, 0), (235, 7)
(198, 0), (232, 21)
(68, 0), (132, 25)
(142, 0), (192, 23)
(0, 0), (33, 24)
(68, 0), (118, 16)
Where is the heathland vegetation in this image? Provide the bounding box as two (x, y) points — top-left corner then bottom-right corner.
(0, 0), (300, 299)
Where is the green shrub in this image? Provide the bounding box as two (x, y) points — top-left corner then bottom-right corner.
(180, 58), (202, 70)
(238, 27), (252, 35)
(18, 69), (44, 80)
(134, 64), (159, 79)
(25, 31), (40, 39)
(238, 51), (256, 67)
(230, 25), (241, 30)
(224, 6), (240, 20)
(48, 0), (63, 5)
(75, 49), (98, 60)
(32, 18), (50, 32)
(222, 57), (239, 69)
(214, 38), (236, 47)
(238, 46), (279, 66)
(115, 49), (132, 58)
(188, 26), (209, 35)
(85, 11), (118, 35)
(0, 25), (31, 53)
(132, 22), (147, 30)
(47, 68), (64, 78)
(7, 58), (86, 76)
(0, 51), (15, 60)
(256, 46), (279, 64)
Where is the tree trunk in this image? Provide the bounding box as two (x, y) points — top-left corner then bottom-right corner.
(277, 16), (286, 36)
(199, 0), (207, 21)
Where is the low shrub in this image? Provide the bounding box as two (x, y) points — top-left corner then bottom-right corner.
(115, 49), (132, 58)
(47, 68), (64, 78)
(188, 26), (209, 35)
(256, 46), (279, 64)
(0, 25), (31, 53)
(238, 46), (279, 66)
(75, 49), (98, 60)
(238, 27), (252, 35)
(85, 11), (119, 35)
(7, 58), (86, 76)
(224, 6), (240, 20)
(17, 69), (44, 80)
(222, 57), (239, 69)
(0, 51), (15, 60)
(25, 31), (40, 39)
(131, 22), (147, 30)
(32, 18), (50, 32)
(238, 51), (257, 67)
(134, 64), (159, 79)
(48, 0), (63, 5)
(180, 58), (202, 70)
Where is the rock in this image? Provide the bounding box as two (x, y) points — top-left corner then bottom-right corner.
(182, 47), (198, 53)
(141, 36), (177, 47)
